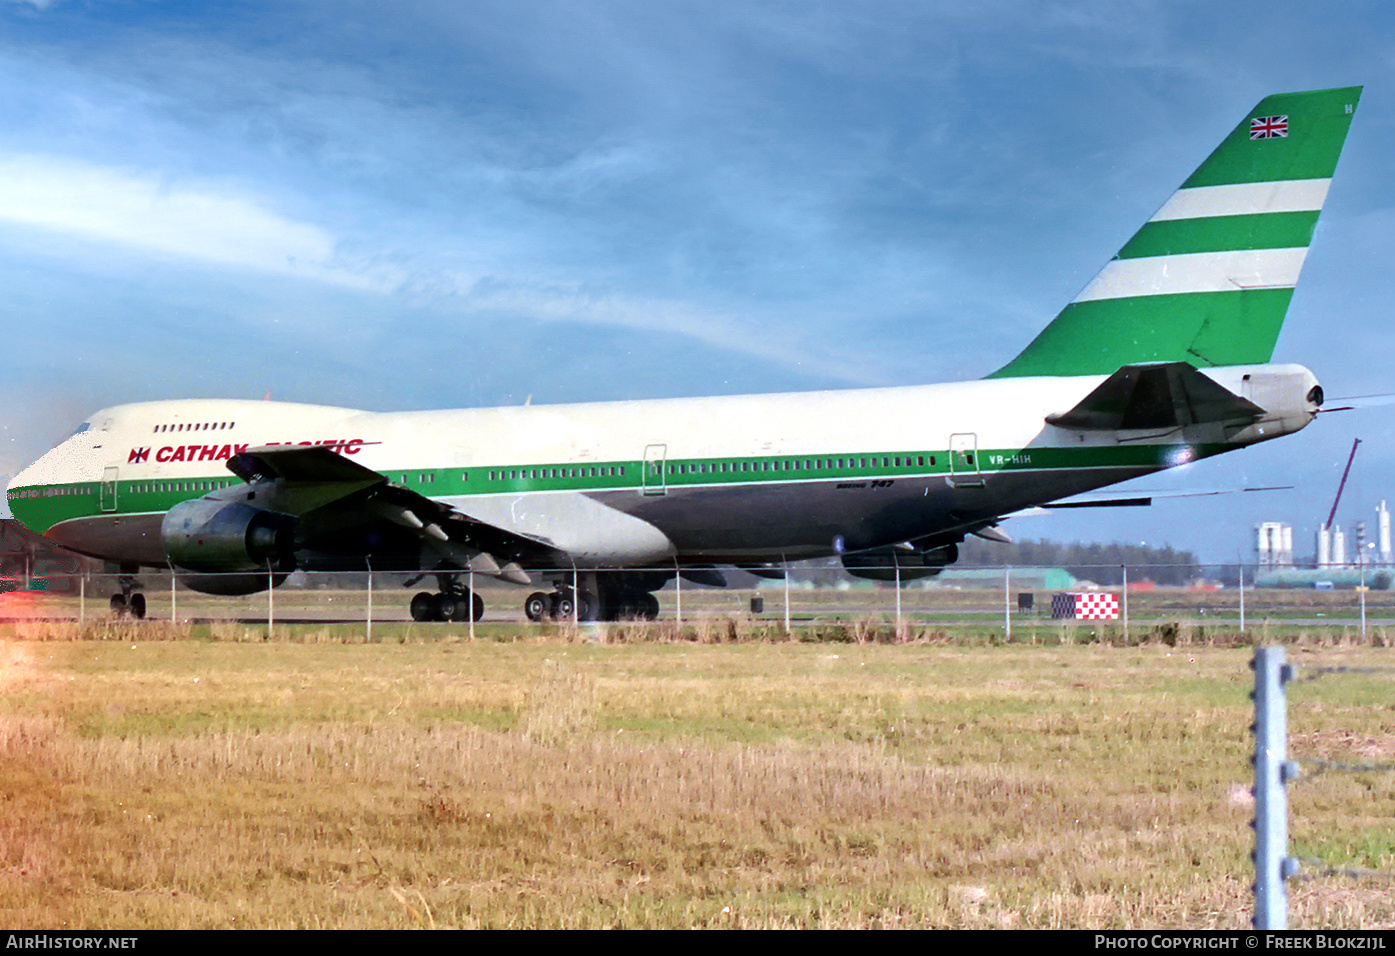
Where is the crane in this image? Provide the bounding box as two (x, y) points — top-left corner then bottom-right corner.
(1325, 438), (1362, 531)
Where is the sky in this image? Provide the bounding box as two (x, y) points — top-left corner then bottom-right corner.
(2, 0), (1394, 564)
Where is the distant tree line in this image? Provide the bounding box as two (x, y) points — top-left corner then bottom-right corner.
(956, 538), (1201, 586)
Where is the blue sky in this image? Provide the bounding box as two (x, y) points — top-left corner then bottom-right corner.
(2, 0), (1394, 564)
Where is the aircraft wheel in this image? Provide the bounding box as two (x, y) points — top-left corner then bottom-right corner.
(524, 592), (549, 622)
(576, 591), (600, 623)
(552, 593), (574, 621)
(129, 593), (147, 620)
(642, 593), (660, 620)
(471, 592), (485, 622)
(410, 591), (438, 622)
(110, 593), (127, 618)
(437, 594), (460, 621)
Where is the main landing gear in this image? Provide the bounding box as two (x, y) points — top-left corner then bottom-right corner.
(109, 574), (146, 619)
(407, 571), (667, 624)
(523, 580), (661, 622)
(408, 574), (484, 623)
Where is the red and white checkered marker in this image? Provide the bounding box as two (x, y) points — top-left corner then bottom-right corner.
(1074, 593), (1119, 619)
(1051, 592), (1120, 620)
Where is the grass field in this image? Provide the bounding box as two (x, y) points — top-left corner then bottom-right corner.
(0, 617), (1391, 929)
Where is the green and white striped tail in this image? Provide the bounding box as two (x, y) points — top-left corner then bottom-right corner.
(991, 86), (1362, 379)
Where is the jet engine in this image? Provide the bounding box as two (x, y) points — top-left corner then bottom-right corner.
(161, 499), (296, 594)
(841, 541), (959, 583)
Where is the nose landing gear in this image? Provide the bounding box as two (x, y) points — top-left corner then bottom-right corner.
(110, 574), (146, 619)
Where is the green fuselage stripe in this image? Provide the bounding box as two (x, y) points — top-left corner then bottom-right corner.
(7, 441), (1231, 536)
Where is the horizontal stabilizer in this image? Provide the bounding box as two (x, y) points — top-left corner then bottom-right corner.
(1046, 362), (1263, 431)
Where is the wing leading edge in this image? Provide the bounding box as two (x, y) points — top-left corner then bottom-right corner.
(227, 445), (543, 583)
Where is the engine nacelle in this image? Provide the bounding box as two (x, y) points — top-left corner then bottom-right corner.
(162, 499), (296, 578)
(841, 542), (959, 583)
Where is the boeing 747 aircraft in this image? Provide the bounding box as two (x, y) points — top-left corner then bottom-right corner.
(6, 87), (1361, 622)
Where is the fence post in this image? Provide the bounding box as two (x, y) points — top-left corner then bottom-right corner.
(1122, 565), (1128, 641)
(1239, 565), (1246, 633)
(894, 552), (902, 631)
(1004, 566), (1011, 642)
(783, 557), (791, 635)
(1252, 646), (1298, 930)
(365, 560), (373, 644)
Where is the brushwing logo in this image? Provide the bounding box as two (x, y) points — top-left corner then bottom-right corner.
(128, 447), (150, 464)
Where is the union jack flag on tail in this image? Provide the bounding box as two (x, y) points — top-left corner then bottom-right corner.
(1251, 115), (1288, 139)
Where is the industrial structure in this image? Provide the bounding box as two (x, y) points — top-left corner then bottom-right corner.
(1254, 438), (1393, 589)
(1254, 501), (1394, 590)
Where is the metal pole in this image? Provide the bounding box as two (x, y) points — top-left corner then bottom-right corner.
(79, 574), (85, 625)
(170, 565), (177, 624)
(1244, 566), (1255, 633)
(675, 560), (682, 628)
(783, 557), (791, 635)
(469, 568), (476, 641)
(1361, 554), (1367, 637)
(894, 552), (902, 631)
(1122, 564), (1128, 640)
(365, 559), (372, 644)
(1358, 528), (1368, 637)
(267, 562), (274, 638)
(1252, 646), (1297, 930)
(1005, 565), (1011, 642)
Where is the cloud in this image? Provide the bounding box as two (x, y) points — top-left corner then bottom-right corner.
(0, 153), (397, 291)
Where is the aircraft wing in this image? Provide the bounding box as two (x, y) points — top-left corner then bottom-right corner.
(1046, 362), (1264, 431)
(226, 445), (547, 583)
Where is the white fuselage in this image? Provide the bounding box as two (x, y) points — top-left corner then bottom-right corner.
(7, 363), (1320, 572)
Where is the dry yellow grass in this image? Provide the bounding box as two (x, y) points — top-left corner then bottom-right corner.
(0, 629), (1390, 929)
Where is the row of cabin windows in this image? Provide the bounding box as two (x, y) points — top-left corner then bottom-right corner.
(94, 454), (943, 499)
(487, 466), (624, 482)
(36, 484), (95, 497)
(132, 480), (238, 495)
(152, 422), (236, 434)
(484, 455), (939, 483)
(663, 455), (936, 476)
(31, 453), (943, 498)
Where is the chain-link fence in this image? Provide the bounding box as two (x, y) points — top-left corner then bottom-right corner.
(4, 563), (1395, 642)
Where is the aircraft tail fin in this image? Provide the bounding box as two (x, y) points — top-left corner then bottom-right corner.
(990, 86), (1362, 379)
